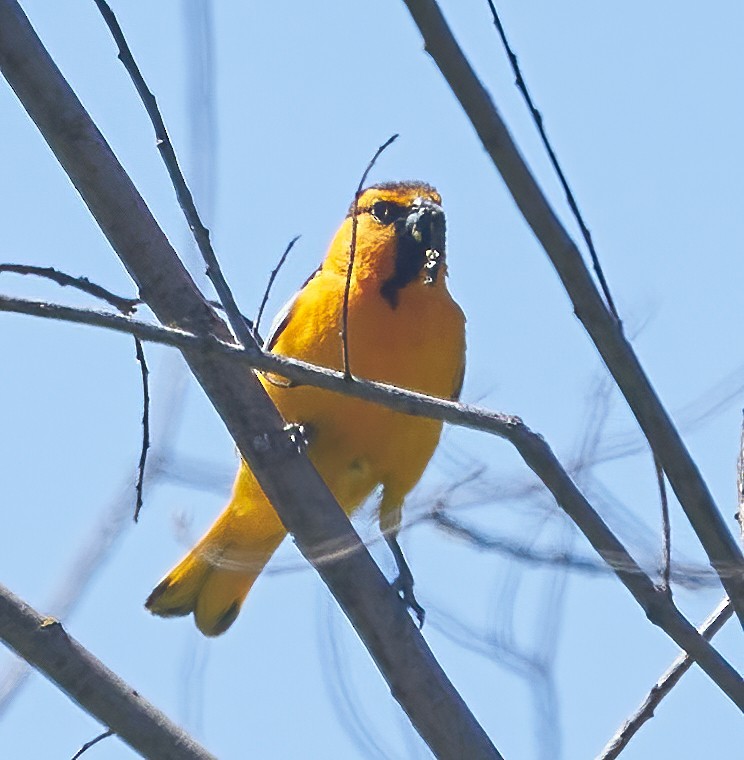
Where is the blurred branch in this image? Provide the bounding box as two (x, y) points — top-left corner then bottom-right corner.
(428, 595), (562, 760)
(0, 3), (502, 756)
(154, 454), (723, 591)
(178, 0), (217, 732)
(0, 471), (151, 714)
(2, 292), (743, 707)
(319, 597), (396, 760)
(0, 358), (193, 713)
(598, 597), (733, 759)
(0, 584), (215, 760)
(430, 509), (705, 587)
(400, 0), (744, 627)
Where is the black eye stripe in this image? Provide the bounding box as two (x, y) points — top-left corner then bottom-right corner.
(354, 200), (408, 225)
(375, 201), (404, 224)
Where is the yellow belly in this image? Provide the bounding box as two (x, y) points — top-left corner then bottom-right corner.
(263, 269), (466, 512)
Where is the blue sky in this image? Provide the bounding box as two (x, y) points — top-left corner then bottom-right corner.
(1, 1), (742, 758)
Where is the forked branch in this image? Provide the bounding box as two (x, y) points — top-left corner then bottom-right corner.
(400, 0), (744, 627)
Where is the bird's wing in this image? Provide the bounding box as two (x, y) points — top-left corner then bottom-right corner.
(451, 362), (465, 401)
(264, 264), (322, 352)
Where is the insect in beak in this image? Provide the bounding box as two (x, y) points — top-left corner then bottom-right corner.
(404, 197), (446, 285)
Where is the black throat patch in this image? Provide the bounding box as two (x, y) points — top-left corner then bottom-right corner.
(379, 229), (428, 309)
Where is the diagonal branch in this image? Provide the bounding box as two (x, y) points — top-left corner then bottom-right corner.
(91, 0), (251, 349)
(0, 2), (501, 757)
(400, 0), (744, 628)
(484, 1), (620, 322)
(0, 583), (215, 760)
(2, 293), (743, 710)
(253, 235), (300, 342)
(0, 263), (139, 313)
(598, 597), (734, 759)
(70, 730), (114, 760)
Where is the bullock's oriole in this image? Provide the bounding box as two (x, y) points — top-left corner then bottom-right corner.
(146, 182), (466, 635)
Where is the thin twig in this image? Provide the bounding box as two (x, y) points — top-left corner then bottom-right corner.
(133, 337), (150, 522)
(598, 597), (733, 759)
(655, 455), (672, 596)
(70, 729), (114, 760)
(1, 262), (153, 521)
(341, 134), (398, 378)
(0, 263), (139, 313)
(92, 0), (252, 347)
(484, 2), (620, 323)
(1, 293), (743, 709)
(253, 235), (300, 342)
(401, 0), (744, 628)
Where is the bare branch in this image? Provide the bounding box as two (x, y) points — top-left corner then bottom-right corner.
(2, 292), (742, 709)
(655, 456), (672, 595)
(70, 729), (114, 760)
(253, 235), (300, 343)
(484, 1), (620, 322)
(342, 134), (398, 378)
(133, 336), (150, 521)
(0, 263), (139, 313)
(0, 3), (502, 756)
(400, 0), (744, 627)
(598, 598), (734, 759)
(92, 0), (251, 350)
(0, 584), (215, 760)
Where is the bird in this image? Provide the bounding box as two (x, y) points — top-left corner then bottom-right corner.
(145, 181), (466, 636)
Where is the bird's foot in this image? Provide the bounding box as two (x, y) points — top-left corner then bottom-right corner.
(392, 572), (425, 628)
(283, 423), (313, 452)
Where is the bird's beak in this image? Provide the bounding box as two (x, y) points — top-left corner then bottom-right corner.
(404, 197), (446, 285)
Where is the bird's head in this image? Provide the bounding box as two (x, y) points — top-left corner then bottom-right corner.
(325, 182), (447, 308)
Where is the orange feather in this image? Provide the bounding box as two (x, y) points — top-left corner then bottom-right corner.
(146, 182), (465, 635)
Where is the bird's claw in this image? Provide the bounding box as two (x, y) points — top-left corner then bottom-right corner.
(393, 574), (425, 628)
(283, 423), (313, 451)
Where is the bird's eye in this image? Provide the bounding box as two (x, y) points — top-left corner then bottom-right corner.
(370, 201), (402, 225)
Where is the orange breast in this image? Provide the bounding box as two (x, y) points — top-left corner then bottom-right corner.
(260, 269), (465, 511)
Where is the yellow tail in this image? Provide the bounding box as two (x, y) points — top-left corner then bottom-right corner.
(146, 464), (286, 636)
(146, 551), (246, 637)
(146, 532), (284, 636)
